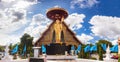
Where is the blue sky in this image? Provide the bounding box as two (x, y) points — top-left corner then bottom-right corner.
(0, 0), (120, 45)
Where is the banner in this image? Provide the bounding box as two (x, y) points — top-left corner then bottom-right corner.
(90, 45), (97, 52)
(42, 44), (46, 53)
(71, 45), (75, 50)
(110, 45), (118, 52)
(11, 44), (18, 54)
(84, 45), (90, 53)
(101, 44), (106, 51)
(22, 45), (26, 56)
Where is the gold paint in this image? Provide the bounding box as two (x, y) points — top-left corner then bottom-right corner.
(53, 16), (65, 43)
(54, 19), (63, 43)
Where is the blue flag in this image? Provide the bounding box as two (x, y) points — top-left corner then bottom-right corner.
(76, 45), (81, 52)
(84, 45), (90, 53)
(75, 45), (81, 54)
(75, 50), (78, 55)
(101, 44), (106, 51)
(110, 45), (118, 52)
(11, 44), (18, 54)
(71, 45), (75, 50)
(23, 45), (26, 52)
(90, 45), (97, 52)
(42, 44), (46, 53)
(22, 45), (26, 56)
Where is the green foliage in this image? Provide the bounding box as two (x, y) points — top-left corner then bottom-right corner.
(0, 46), (4, 52)
(9, 43), (12, 50)
(21, 55), (27, 59)
(13, 54), (17, 60)
(90, 57), (97, 60)
(19, 33), (34, 57)
(10, 44), (18, 55)
(78, 39), (114, 60)
(9, 43), (12, 54)
(119, 58), (120, 62)
(78, 44), (90, 59)
(96, 39), (112, 47)
(30, 51), (34, 57)
(96, 39), (112, 61)
(78, 44), (85, 58)
(97, 44), (103, 60)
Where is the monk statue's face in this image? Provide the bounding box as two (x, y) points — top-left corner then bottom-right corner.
(56, 19), (60, 24)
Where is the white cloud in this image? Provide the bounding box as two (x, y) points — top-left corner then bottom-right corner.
(76, 33), (93, 44)
(0, 8), (27, 45)
(54, 5), (61, 8)
(0, 34), (21, 46)
(13, 0), (37, 9)
(1, 0), (15, 3)
(65, 13), (85, 30)
(111, 39), (118, 45)
(24, 14), (52, 42)
(89, 15), (120, 40)
(0, 8), (27, 34)
(31, 14), (51, 25)
(70, 0), (99, 9)
(0, 0), (38, 45)
(0, 0), (38, 10)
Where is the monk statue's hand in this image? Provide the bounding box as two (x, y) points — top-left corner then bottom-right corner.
(61, 16), (64, 22)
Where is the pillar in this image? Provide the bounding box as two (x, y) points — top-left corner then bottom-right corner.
(33, 47), (41, 58)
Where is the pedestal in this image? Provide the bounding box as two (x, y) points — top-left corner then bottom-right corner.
(105, 53), (111, 59)
(29, 57), (44, 62)
(33, 47), (41, 58)
(71, 50), (74, 56)
(29, 47), (44, 62)
(65, 51), (68, 56)
(103, 58), (116, 62)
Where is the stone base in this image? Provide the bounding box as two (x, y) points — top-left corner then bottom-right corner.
(29, 57), (44, 62)
(103, 58), (118, 62)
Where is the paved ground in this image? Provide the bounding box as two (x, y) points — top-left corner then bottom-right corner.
(0, 59), (76, 62)
(0, 55), (118, 62)
(47, 60), (76, 62)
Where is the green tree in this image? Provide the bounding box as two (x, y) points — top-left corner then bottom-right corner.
(96, 39), (112, 60)
(96, 39), (112, 53)
(78, 44), (91, 59)
(19, 33), (34, 57)
(97, 43), (103, 60)
(9, 44), (17, 55)
(96, 40), (112, 46)
(0, 46), (4, 52)
(78, 44), (85, 58)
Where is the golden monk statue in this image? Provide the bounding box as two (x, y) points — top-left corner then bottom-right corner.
(54, 16), (64, 43)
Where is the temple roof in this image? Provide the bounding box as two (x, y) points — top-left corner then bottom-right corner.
(34, 21), (82, 46)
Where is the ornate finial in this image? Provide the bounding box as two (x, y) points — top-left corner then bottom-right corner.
(46, 7), (68, 21)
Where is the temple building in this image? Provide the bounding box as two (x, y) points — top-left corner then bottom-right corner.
(35, 7), (82, 55)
